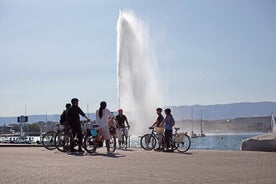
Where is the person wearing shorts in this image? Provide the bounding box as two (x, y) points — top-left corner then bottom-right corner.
(116, 109), (130, 149)
(96, 101), (113, 154)
(150, 108), (164, 151)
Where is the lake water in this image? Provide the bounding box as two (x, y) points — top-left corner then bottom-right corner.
(129, 133), (261, 151)
(1, 133), (261, 151)
(188, 133), (260, 151)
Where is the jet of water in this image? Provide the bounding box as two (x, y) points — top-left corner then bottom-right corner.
(117, 10), (163, 135)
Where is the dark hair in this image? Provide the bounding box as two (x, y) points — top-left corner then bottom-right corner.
(164, 108), (171, 115)
(71, 98), (79, 105)
(156, 108), (162, 112)
(99, 101), (107, 118)
(65, 103), (71, 109)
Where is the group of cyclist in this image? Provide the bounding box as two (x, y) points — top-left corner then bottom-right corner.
(150, 107), (175, 152)
(60, 98), (130, 154)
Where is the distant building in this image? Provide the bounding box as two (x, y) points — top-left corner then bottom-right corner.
(0, 124), (13, 134)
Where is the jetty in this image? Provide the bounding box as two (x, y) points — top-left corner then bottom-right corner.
(0, 147), (275, 184)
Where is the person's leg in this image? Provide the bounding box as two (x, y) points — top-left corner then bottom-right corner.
(117, 129), (122, 149)
(156, 133), (163, 150)
(124, 128), (129, 149)
(70, 126), (77, 151)
(165, 130), (170, 150)
(76, 125), (83, 152)
(101, 126), (111, 153)
(168, 130), (172, 150)
(106, 139), (110, 152)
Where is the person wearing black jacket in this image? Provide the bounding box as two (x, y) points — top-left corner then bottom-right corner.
(67, 98), (90, 152)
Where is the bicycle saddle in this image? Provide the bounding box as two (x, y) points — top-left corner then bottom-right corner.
(174, 127), (180, 131)
(92, 124), (100, 128)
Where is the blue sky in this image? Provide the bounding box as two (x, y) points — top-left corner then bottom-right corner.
(0, 0), (275, 117)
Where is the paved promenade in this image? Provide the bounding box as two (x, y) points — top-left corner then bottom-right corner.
(0, 147), (275, 184)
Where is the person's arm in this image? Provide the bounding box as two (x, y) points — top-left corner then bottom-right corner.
(78, 106), (90, 121)
(115, 118), (120, 128)
(125, 116), (130, 128)
(150, 121), (157, 128)
(160, 116), (168, 127)
(84, 115), (90, 121)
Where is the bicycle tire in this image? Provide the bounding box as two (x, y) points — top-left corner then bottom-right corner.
(110, 134), (116, 152)
(83, 134), (97, 153)
(175, 134), (191, 153)
(140, 134), (157, 150)
(55, 130), (71, 152)
(42, 131), (56, 150)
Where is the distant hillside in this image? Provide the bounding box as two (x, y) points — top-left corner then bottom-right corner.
(0, 102), (276, 125)
(169, 102), (276, 120)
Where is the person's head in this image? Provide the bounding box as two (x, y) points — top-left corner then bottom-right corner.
(99, 101), (107, 118)
(118, 109), (123, 115)
(164, 108), (171, 115)
(71, 98), (79, 106)
(156, 108), (162, 115)
(100, 101), (107, 109)
(65, 103), (71, 109)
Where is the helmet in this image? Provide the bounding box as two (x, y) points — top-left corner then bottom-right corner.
(118, 109), (123, 113)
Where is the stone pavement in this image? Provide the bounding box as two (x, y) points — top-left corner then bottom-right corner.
(0, 147), (275, 184)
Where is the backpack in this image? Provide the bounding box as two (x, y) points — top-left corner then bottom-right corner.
(171, 116), (175, 126)
(60, 111), (66, 125)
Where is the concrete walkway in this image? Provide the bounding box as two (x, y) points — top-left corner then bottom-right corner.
(0, 147), (275, 184)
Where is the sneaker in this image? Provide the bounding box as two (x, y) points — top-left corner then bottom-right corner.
(107, 151), (114, 155)
(70, 148), (77, 152)
(164, 149), (174, 152)
(155, 147), (163, 152)
(78, 149), (85, 153)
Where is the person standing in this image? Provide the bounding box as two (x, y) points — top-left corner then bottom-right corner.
(150, 108), (164, 151)
(115, 109), (130, 149)
(161, 108), (174, 152)
(67, 98), (90, 153)
(96, 101), (113, 154)
(60, 103), (71, 140)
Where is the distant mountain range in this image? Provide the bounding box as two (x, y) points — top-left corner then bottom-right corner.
(169, 102), (276, 120)
(0, 102), (276, 125)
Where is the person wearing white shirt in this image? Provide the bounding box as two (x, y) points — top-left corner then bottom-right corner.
(96, 101), (113, 154)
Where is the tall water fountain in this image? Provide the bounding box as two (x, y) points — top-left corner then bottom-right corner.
(117, 10), (162, 135)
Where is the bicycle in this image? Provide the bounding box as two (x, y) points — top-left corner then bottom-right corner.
(54, 120), (88, 152)
(140, 127), (164, 151)
(140, 127), (191, 153)
(42, 124), (64, 150)
(84, 124), (116, 153)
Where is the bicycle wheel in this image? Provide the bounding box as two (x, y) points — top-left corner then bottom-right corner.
(140, 134), (157, 150)
(42, 131), (56, 150)
(109, 134), (116, 152)
(175, 134), (191, 153)
(83, 134), (97, 153)
(55, 130), (71, 152)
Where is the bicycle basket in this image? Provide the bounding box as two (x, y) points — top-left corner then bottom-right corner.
(176, 133), (185, 143)
(155, 127), (164, 134)
(89, 129), (98, 137)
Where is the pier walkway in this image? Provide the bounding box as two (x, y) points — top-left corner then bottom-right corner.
(0, 147), (275, 184)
